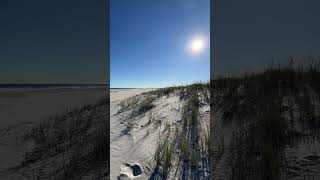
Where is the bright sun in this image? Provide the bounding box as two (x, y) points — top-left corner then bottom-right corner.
(189, 38), (204, 54)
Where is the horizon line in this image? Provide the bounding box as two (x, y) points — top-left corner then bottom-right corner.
(0, 83), (109, 85)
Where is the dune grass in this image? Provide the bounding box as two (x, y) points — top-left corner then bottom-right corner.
(150, 83), (210, 179)
(211, 58), (320, 179)
(153, 125), (175, 178)
(22, 97), (109, 179)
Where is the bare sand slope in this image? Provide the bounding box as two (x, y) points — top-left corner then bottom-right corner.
(111, 86), (210, 179)
(110, 89), (149, 180)
(0, 88), (106, 179)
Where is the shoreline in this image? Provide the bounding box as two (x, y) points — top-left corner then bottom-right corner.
(0, 85), (107, 93)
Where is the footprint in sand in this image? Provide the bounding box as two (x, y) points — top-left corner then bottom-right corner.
(118, 162), (144, 180)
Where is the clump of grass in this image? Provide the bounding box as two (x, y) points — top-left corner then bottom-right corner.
(153, 128), (175, 178)
(136, 95), (154, 115)
(162, 142), (175, 176)
(189, 93), (200, 127)
(179, 135), (191, 161)
(148, 86), (183, 98)
(156, 87), (176, 97)
(121, 95), (156, 120)
(118, 95), (139, 113)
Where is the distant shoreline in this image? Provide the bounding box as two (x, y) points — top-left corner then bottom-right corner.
(110, 88), (157, 92)
(110, 88), (146, 89)
(0, 84), (108, 93)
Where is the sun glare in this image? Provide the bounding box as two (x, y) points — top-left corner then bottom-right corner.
(189, 37), (205, 54)
(191, 39), (203, 51)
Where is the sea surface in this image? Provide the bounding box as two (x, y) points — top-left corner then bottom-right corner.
(0, 84), (108, 92)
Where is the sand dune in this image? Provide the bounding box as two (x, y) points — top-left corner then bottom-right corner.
(0, 88), (107, 179)
(110, 85), (210, 179)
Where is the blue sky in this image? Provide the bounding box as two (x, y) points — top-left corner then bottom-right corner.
(0, 0), (107, 84)
(213, 0), (320, 77)
(110, 0), (210, 88)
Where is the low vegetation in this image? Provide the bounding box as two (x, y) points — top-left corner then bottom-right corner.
(211, 57), (320, 180)
(153, 124), (175, 178)
(149, 83), (210, 179)
(21, 98), (109, 179)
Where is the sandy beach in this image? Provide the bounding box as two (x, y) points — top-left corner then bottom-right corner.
(110, 89), (149, 179)
(0, 88), (107, 127)
(0, 88), (107, 179)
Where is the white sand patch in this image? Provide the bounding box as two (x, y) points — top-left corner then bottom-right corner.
(110, 89), (150, 179)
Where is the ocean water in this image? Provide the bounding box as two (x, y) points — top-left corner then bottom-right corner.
(0, 84), (108, 92)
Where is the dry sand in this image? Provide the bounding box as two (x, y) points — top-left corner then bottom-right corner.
(110, 89), (149, 180)
(110, 88), (210, 179)
(0, 88), (106, 178)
